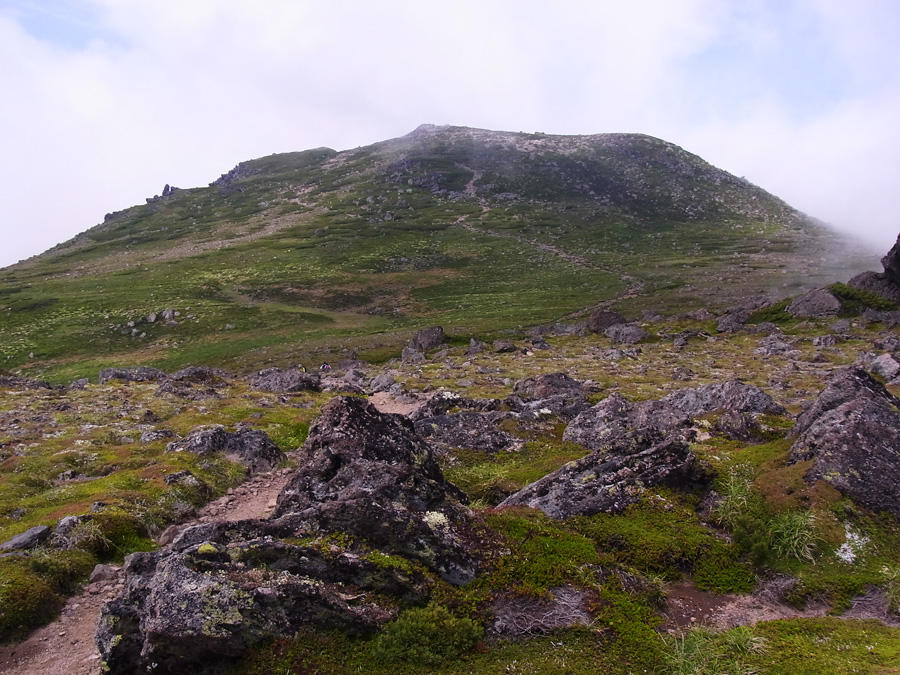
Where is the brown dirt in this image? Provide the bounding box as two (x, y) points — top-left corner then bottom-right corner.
(368, 391), (430, 416)
(0, 460), (297, 675)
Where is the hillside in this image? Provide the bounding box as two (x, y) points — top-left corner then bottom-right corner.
(0, 125), (872, 384)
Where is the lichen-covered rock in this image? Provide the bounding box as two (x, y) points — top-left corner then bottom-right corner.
(498, 433), (699, 518)
(98, 367), (166, 384)
(868, 353), (900, 380)
(415, 411), (520, 453)
(96, 526), (427, 674)
(660, 381), (787, 417)
(165, 425), (284, 474)
(787, 288), (842, 318)
(604, 323), (648, 344)
(562, 393), (691, 451)
(493, 339), (518, 353)
(248, 367), (321, 393)
(793, 367), (900, 438)
(790, 396), (900, 516)
(168, 366), (231, 384)
(408, 325), (445, 352)
(274, 396), (475, 584)
(0, 375), (52, 390)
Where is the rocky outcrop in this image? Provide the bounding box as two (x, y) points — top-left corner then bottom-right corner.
(508, 372), (590, 420)
(562, 393), (691, 451)
(787, 288), (841, 318)
(97, 396), (476, 674)
(408, 326), (445, 352)
(274, 396), (475, 584)
(415, 411), (520, 454)
(789, 367), (900, 516)
(604, 323), (648, 345)
(0, 375), (52, 390)
(499, 432), (699, 518)
(587, 309), (625, 334)
(166, 426), (285, 474)
(660, 380), (787, 417)
(248, 367), (321, 393)
(849, 232), (900, 303)
(98, 367), (167, 384)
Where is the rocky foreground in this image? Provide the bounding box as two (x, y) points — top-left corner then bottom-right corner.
(3, 238), (900, 672)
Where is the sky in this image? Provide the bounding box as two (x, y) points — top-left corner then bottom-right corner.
(1, 0), (899, 268)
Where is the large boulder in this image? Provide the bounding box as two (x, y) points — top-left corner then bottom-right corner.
(849, 231), (900, 303)
(96, 520), (428, 674)
(248, 367), (320, 393)
(787, 288), (842, 318)
(274, 396), (475, 584)
(166, 426), (284, 474)
(587, 309), (625, 334)
(660, 381), (787, 417)
(499, 433), (699, 518)
(408, 326), (445, 352)
(787, 367), (900, 516)
(562, 393), (691, 452)
(508, 373), (590, 420)
(0, 525), (50, 552)
(415, 411), (520, 454)
(604, 323), (648, 345)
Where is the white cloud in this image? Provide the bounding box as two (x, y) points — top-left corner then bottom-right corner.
(1, 0), (898, 267)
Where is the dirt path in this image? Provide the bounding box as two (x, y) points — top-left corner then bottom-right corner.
(0, 461), (297, 675)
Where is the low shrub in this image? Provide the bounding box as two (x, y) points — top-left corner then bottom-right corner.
(371, 603), (483, 666)
(0, 558), (62, 640)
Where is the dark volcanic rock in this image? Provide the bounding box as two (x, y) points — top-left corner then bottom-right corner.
(792, 367), (900, 438)
(493, 339), (518, 353)
(168, 366), (231, 384)
(604, 323), (648, 345)
(716, 310), (750, 333)
(0, 375), (52, 390)
(415, 411), (519, 453)
(408, 325), (445, 352)
(166, 425), (284, 473)
(0, 525), (50, 552)
(96, 525), (425, 674)
(274, 396), (474, 584)
(98, 367), (166, 384)
(562, 393), (691, 451)
(849, 232), (900, 303)
(790, 396), (900, 516)
(508, 372), (590, 420)
(499, 433), (699, 518)
(660, 381), (787, 417)
(787, 288), (841, 318)
(587, 309), (626, 334)
(249, 367), (321, 393)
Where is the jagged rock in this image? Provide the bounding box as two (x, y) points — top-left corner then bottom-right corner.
(69, 377), (90, 390)
(507, 372), (590, 419)
(407, 391), (501, 422)
(98, 367), (167, 384)
(862, 308), (900, 327)
(874, 334), (900, 351)
(529, 337), (551, 350)
(849, 234), (900, 304)
(713, 410), (766, 443)
(790, 396), (900, 517)
(604, 323), (648, 345)
(156, 379), (223, 400)
(166, 426), (284, 473)
(415, 411), (519, 453)
(787, 288), (842, 318)
(368, 373), (395, 393)
(274, 396), (474, 584)
(408, 326), (444, 352)
(96, 526), (424, 674)
(0, 525), (50, 552)
(812, 335), (839, 347)
(466, 338), (487, 355)
(716, 310), (750, 333)
(660, 380), (787, 417)
(401, 346), (425, 363)
(587, 309), (626, 333)
(499, 433), (699, 518)
(792, 367), (900, 438)
(562, 393), (691, 451)
(249, 367), (320, 393)
(493, 339), (518, 353)
(869, 353), (900, 380)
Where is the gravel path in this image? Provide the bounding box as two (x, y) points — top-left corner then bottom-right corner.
(0, 462), (297, 675)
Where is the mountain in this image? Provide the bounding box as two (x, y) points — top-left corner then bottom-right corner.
(0, 125), (871, 382)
